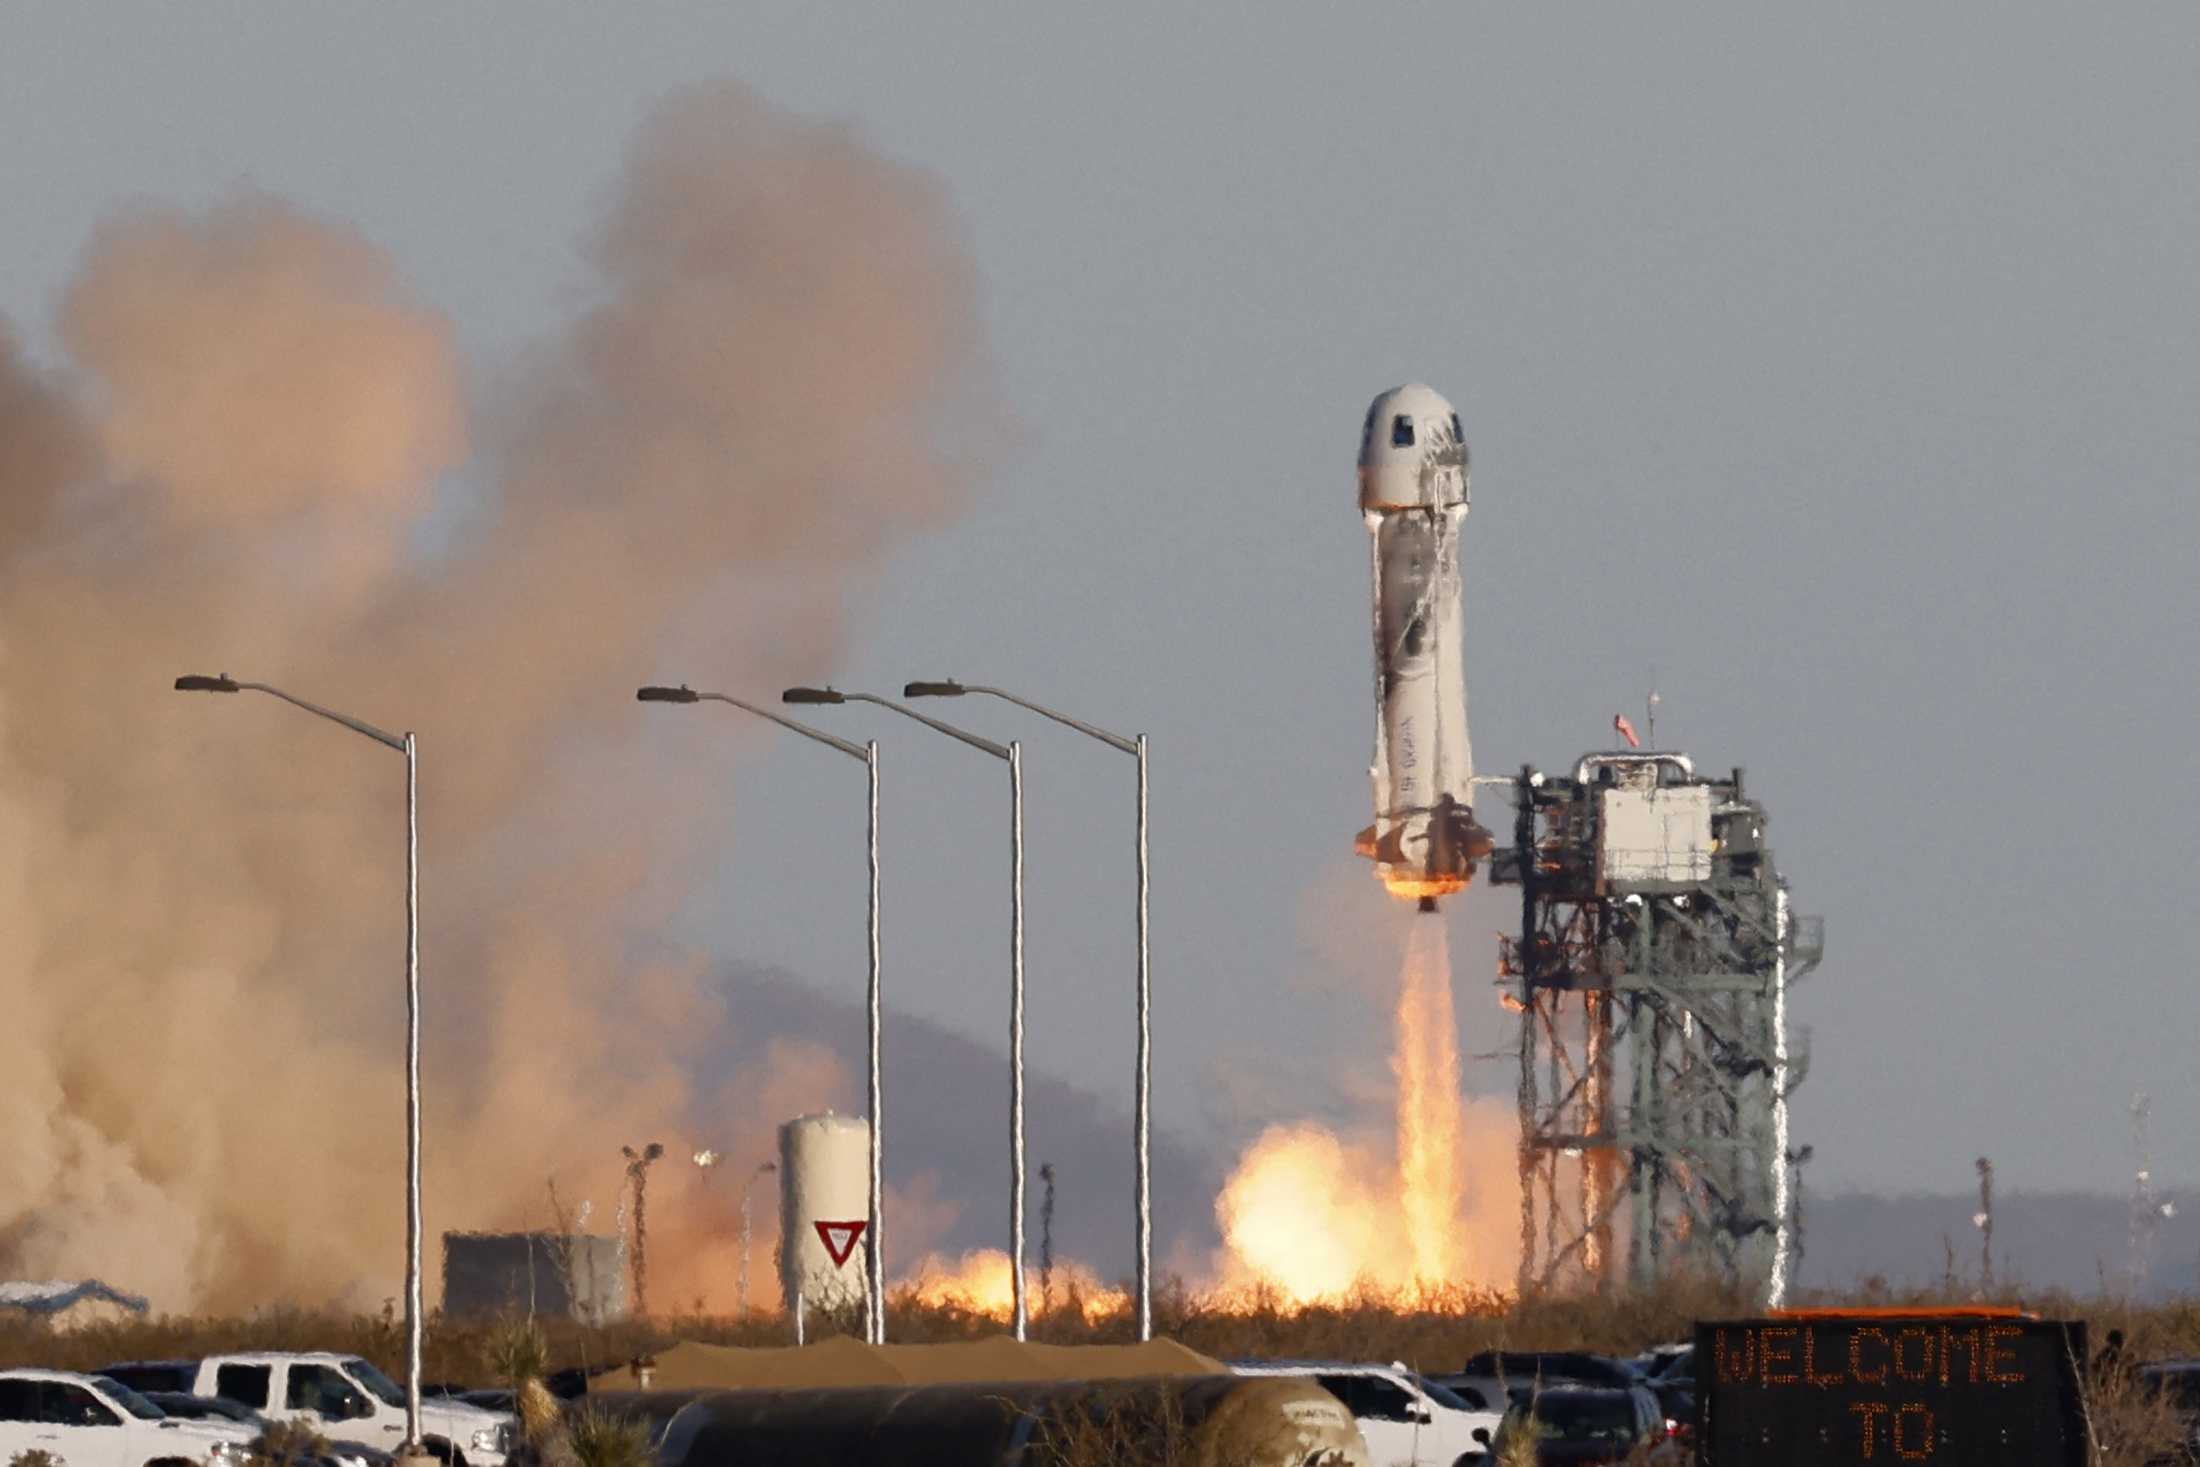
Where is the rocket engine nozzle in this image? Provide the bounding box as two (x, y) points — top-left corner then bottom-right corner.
(1358, 795), (1497, 902)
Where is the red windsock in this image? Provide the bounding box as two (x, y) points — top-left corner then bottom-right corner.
(1614, 714), (1641, 748)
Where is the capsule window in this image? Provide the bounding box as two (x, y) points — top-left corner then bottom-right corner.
(1451, 413), (1464, 443)
(1391, 414), (1415, 448)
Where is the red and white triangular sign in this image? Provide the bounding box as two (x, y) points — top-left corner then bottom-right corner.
(814, 1219), (867, 1268)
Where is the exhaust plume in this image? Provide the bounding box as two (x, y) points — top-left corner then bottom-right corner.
(1394, 918), (1467, 1283)
(1214, 908), (1518, 1305)
(0, 79), (998, 1313)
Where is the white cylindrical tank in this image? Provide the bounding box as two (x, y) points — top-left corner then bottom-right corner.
(779, 1113), (872, 1325)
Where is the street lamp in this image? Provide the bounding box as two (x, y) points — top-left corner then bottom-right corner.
(173, 673), (427, 1453)
(783, 685), (1031, 1341)
(621, 1142), (665, 1317)
(906, 680), (1154, 1340)
(638, 684), (885, 1343)
(739, 1159), (778, 1319)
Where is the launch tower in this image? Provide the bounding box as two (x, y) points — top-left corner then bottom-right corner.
(1491, 752), (1823, 1298)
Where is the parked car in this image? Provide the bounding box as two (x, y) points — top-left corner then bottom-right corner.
(1634, 1346), (1694, 1437)
(1435, 1352), (1641, 1423)
(2138, 1357), (2200, 1462)
(1447, 1352), (1639, 1394)
(131, 1396), (265, 1430)
(1628, 1344), (1690, 1381)
(1494, 1385), (1679, 1466)
(136, 1394), (396, 1467)
(0, 1369), (255, 1467)
(96, 1364), (200, 1397)
(178, 1354), (512, 1467)
(1230, 1359), (1501, 1466)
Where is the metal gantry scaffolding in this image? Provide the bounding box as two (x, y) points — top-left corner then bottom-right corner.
(1491, 752), (1823, 1298)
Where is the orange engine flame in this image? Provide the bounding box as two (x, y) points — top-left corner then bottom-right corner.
(1379, 872), (1471, 900)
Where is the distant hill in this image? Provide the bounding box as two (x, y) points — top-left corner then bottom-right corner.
(1797, 1187), (2197, 1298)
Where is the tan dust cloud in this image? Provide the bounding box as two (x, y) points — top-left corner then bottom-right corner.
(0, 79), (998, 1313)
(65, 198), (466, 527)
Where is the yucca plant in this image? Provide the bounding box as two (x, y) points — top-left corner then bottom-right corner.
(482, 1319), (549, 1392)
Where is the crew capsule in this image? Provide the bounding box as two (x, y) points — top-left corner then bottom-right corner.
(1359, 382), (1470, 513)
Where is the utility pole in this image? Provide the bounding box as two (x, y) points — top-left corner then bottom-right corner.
(1973, 1157), (1994, 1297)
(1039, 1163), (1056, 1314)
(2130, 1096), (2174, 1297)
(623, 1143), (665, 1316)
(740, 1160), (778, 1318)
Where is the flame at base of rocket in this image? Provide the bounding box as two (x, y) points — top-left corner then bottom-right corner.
(1355, 384), (1494, 908)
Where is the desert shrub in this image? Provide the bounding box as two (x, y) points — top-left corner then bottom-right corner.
(1027, 1385), (1198, 1467)
(2084, 1327), (2192, 1467)
(565, 1409), (653, 1467)
(1489, 1416), (1540, 1467)
(247, 1419), (332, 1467)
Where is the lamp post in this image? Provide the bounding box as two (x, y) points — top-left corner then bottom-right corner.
(906, 680), (1153, 1340)
(783, 686), (1030, 1341)
(173, 673), (427, 1453)
(739, 1159), (778, 1319)
(622, 1142), (665, 1317)
(637, 684), (885, 1343)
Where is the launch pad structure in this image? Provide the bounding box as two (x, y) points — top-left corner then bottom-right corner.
(1490, 751), (1823, 1299)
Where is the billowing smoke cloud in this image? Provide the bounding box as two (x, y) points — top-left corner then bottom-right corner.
(0, 80), (998, 1313)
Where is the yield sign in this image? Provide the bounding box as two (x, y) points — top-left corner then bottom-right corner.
(814, 1219), (867, 1268)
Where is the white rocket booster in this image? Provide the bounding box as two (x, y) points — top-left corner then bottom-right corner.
(1354, 383), (1494, 911)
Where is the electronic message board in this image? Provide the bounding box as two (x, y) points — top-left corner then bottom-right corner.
(1696, 1314), (2087, 1466)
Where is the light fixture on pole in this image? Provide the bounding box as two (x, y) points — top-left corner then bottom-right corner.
(638, 684), (885, 1343)
(622, 1142), (666, 1317)
(906, 679), (1154, 1341)
(783, 685), (1031, 1341)
(173, 673), (428, 1454)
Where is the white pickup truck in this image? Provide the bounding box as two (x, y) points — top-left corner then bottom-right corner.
(0, 1369), (254, 1467)
(187, 1355), (512, 1467)
(1230, 1361), (1501, 1467)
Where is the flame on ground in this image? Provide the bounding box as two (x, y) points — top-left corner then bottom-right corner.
(894, 1248), (1125, 1323)
(1214, 911), (1519, 1308)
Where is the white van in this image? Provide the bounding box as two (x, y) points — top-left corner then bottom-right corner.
(0, 1369), (254, 1467)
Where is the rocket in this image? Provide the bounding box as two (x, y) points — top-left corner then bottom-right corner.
(1354, 383), (1494, 911)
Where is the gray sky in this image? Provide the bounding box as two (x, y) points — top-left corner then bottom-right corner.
(3, 6), (2196, 1227)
